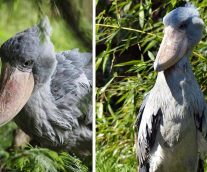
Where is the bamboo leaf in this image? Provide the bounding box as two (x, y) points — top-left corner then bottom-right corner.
(139, 2), (145, 28)
(147, 51), (155, 61)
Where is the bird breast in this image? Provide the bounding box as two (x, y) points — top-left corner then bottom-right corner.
(146, 70), (205, 148)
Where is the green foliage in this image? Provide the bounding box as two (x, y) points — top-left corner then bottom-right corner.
(96, 0), (207, 171)
(0, 122), (17, 150)
(0, 146), (87, 172)
(96, 151), (136, 172)
(0, 0), (88, 51)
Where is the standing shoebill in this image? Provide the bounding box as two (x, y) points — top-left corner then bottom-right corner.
(136, 5), (207, 172)
(0, 17), (92, 159)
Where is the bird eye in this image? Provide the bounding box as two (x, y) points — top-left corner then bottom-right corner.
(23, 60), (34, 68)
(179, 23), (187, 30)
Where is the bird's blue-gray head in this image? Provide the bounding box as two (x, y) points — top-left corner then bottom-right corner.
(0, 17), (57, 126)
(154, 4), (204, 71)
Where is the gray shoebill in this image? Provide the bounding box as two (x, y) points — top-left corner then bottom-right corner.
(136, 4), (207, 172)
(0, 17), (92, 159)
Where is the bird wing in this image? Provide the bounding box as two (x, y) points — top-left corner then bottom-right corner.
(50, 49), (92, 127)
(135, 93), (150, 130)
(195, 105), (207, 156)
(136, 93), (162, 170)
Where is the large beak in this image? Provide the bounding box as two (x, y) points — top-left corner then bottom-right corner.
(0, 63), (34, 126)
(154, 26), (188, 71)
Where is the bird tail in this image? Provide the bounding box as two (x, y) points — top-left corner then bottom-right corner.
(197, 159), (204, 172)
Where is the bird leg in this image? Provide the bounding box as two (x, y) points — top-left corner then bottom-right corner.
(12, 128), (31, 148)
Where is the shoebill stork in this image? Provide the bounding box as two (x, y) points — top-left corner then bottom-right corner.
(136, 4), (207, 172)
(0, 17), (92, 158)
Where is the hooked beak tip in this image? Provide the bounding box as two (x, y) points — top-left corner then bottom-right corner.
(153, 61), (162, 72)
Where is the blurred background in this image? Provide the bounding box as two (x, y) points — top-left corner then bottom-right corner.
(0, 0), (92, 171)
(96, 0), (207, 171)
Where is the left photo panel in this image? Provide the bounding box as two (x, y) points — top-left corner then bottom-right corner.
(0, 0), (93, 171)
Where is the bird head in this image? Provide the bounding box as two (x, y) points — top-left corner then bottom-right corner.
(154, 4), (204, 71)
(0, 16), (57, 126)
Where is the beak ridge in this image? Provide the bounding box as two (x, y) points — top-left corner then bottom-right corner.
(0, 63), (34, 126)
(154, 26), (188, 71)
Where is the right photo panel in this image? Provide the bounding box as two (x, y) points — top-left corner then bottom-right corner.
(96, 0), (207, 172)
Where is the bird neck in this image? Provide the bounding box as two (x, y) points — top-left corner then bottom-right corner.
(25, 82), (60, 125)
(32, 81), (55, 103)
(155, 51), (198, 92)
(153, 50), (205, 115)
(167, 55), (191, 73)
(33, 58), (57, 92)
(157, 50), (193, 79)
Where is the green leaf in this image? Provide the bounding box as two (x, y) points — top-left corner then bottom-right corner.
(96, 102), (104, 119)
(115, 60), (140, 67)
(98, 73), (117, 95)
(147, 51), (155, 60)
(123, 1), (132, 13)
(139, 2), (145, 28)
(144, 40), (157, 53)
